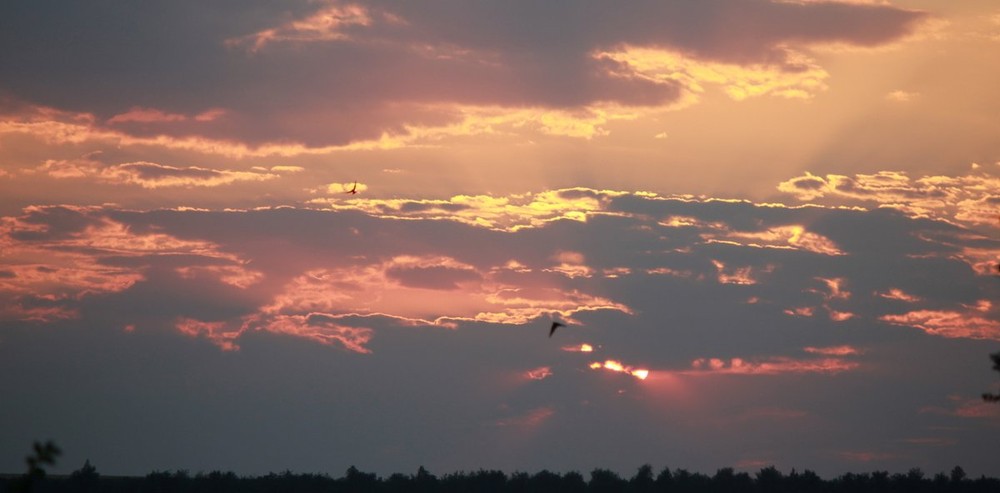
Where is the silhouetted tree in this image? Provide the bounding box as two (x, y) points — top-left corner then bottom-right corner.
(713, 467), (752, 493)
(629, 464), (655, 493)
(69, 460), (100, 493)
(653, 467), (673, 491)
(588, 469), (625, 493)
(562, 471), (587, 493)
(786, 469), (822, 493)
(342, 466), (378, 493)
(755, 466), (784, 493)
(9, 441), (62, 493)
(983, 352), (1000, 402)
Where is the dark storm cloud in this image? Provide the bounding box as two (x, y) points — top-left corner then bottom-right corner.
(0, 1), (928, 147)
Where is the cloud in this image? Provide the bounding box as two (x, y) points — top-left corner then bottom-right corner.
(777, 169), (1000, 230)
(0, 1), (929, 148)
(316, 188), (620, 232)
(258, 255), (631, 329)
(2, 179), (999, 475)
(880, 305), (1000, 341)
(32, 155), (288, 188)
(107, 107), (190, 124)
(803, 345), (864, 356)
(594, 45), (830, 104)
(225, 4), (377, 52)
(705, 225), (845, 256)
(683, 354), (860, 376)
(885, 90), (919, 102)
(0, 205), (257, 322)
(589, 359), (650, 380)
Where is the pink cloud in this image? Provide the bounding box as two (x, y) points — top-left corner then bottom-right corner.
(257, 313), (374, 354)
(920, 397), (1000, 419)
(0, 206), (255, 321)
(803, 345), (864, 356)
(686, 355), (859, 376)
(176, 317), (241, 352)
(260, 256), (631, 328)
(880, 306), (1000, 341)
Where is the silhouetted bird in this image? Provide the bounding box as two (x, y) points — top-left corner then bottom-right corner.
(346, 182), (358, 195)
(549, 321), (565, 337)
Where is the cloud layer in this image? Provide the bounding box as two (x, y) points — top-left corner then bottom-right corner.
(1, 187), (997, 476)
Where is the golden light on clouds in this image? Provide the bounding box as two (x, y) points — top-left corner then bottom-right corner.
(708, 225), (845, 256)
(590, 359), (650, 381)
(777, 169), (1000, 230)
(594, 46), (829, 104)
(320, 189), (620, 232)
(226, 4), (375, 52)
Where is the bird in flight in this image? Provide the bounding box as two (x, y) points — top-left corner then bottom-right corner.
(345, 182), (358, 195)
(549, 321), (565, 338)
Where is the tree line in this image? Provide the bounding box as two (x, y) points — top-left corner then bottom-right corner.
(3, 462), (1000, 493)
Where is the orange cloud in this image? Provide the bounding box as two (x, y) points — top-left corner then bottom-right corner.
(0, 103), (414, 158)
(885, 90), (919, 102)
(589, 359), (650, 380)
(318, 188), (621, 232)
(711, 260), (767, 285)
(36, 158), (282, 188)
(880, 306), (1000, 341)
(877, 288), (922, 302)
(524, 366), (553, 381)
(707, 225), (845, 256)
(594, 45), (829, 104)
(784, 306), (815, 317)
(777, 170), (1000, 230)
(226, 4), (376, 52)
(813, 277), (850, 301)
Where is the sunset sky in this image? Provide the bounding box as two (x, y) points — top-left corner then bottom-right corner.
(1, 0), (999, 478)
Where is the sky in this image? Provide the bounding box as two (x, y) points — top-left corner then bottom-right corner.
(1, 0), (999, 479)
